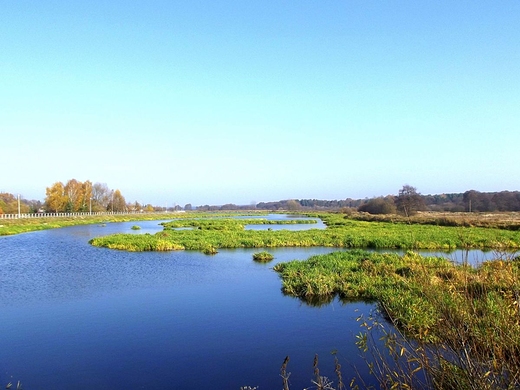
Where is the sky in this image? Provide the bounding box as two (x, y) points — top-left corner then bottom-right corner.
(1, 1), (519, 206)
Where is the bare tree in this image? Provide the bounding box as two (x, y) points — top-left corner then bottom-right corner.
(396, 185), (425, 217)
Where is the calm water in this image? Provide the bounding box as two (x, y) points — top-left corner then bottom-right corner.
(0, 218), (508, 389)
(0, 220), (376, 390)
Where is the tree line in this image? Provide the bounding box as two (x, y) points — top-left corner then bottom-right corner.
(2, 183), (519, 215)
(44, 179), (129, 213)
(357, 187), (520, 215)
(2, 179), (139, 214)
(255, 187), (520, 215)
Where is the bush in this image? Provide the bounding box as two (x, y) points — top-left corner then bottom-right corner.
(358, 197), (396, 215)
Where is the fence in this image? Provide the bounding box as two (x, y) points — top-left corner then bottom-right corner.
(0, 211), (150, 220)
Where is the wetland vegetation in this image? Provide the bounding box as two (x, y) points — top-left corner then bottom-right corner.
(88, 213), (520, 252)
(252, 251), (275, 262)
(272, 248), (520, 389)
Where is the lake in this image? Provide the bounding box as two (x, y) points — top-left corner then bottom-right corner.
(0, 217), (507, 389)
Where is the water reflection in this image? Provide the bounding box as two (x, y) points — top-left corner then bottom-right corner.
(0, 228), (375, 390)
(0, 219), (515, 389)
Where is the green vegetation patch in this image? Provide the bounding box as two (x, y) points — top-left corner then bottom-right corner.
(90, 214), (520, 252)
(160, 218), (317, 231)
(274, 249), (520, 388)
(274, 250), (520, 344)
(91, 233), (184, 252)
(252, 251), (274, 262)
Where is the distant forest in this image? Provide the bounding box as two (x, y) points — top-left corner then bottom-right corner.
(202, 190), (520, 213)
(2, 189), (520, 215)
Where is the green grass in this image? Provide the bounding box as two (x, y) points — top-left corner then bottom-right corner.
(0, 211), (270, 236)
(89, 214), (520, 252)
(252, 251), (274, 262)
(274, 249), (520, 388)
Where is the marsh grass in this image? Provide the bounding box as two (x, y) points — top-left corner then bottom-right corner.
(252, 251), (274, 262)
(346, 211), (520, 231)
(90, 215), (520, 253)
(275, 250), (520, 389)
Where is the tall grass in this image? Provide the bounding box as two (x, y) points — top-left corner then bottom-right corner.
(274, 250), (520, 389)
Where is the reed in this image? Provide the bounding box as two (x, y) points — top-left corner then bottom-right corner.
(274, 249), (520, 389)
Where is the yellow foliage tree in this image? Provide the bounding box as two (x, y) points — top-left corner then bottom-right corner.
(45, 182), (67, 212)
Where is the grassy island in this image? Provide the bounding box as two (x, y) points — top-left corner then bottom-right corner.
(88, 213), (520, 252)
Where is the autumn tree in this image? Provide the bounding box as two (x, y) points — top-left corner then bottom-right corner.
(0, 193), (30, 214)
(80, 180), (93, 212)
(45, 182), (67, 212)
(110, 189), (126, 212)
(396, 185), (426, 216)
(63, 179), (83, 212)
(45, 179), (126, 213)
(286, 199), (302, 211)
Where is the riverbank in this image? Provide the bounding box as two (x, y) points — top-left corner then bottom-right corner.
(0, 211), (270, 236)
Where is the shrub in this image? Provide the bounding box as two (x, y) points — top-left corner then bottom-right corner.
(252, 251), (274, 262)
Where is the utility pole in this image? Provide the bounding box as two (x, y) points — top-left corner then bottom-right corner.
(17, 194), (21, 218)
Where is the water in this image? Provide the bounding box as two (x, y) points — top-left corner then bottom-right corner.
(0, 218), (510, 389)
(0, 221), (376, 390)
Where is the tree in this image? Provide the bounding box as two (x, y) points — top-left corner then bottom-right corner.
(92, 182), (111, 211)
(358, 197), (396, 215)
(45, 182), (67, 212)
(80, 180), (93, 212)
(0, 193), (30, 214)
(396, 185), (425, 216)
(184, 204), (192, 211)
(111, 189), (126, 212)
(286, 199), (302, 211)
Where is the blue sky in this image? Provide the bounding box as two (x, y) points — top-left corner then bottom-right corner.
(2, 1), (519, 206)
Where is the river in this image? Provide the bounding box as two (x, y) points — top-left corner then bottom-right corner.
(0, 219), (376, 389)
(0, 217), (509, 389)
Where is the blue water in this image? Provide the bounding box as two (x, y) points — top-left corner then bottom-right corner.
(0, 221), (377, 390)
(0, 218), (508, 389)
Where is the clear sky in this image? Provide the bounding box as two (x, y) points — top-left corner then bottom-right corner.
(2, 1), (519, 206)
